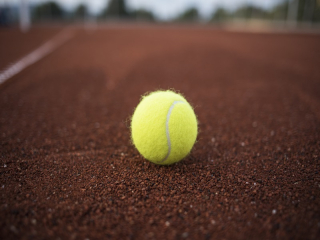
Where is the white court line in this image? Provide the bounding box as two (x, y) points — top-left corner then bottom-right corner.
(0, 29), (75, 85)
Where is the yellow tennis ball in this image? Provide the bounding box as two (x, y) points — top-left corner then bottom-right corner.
(131, 90), (198, 165)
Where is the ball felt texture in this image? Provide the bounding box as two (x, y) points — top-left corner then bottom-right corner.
(131, 90), (197, 165)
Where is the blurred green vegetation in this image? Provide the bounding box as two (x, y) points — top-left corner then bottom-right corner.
(232, 6), (271, 20)
(270, 1), (289, 20)
(99, 0), (155, 21)
(32, 1), (64, 21)
(210, 0), (320, 23)
(73, 4), (88, 20)
(27, 0), (320, 24)
(175, 8), (199, 22)
(211, 8), (230, 22)
(130, 9), (155, 22)
(100, 0), (130, 19)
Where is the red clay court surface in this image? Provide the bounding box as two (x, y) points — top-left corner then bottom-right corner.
(0, 25), (320, 240)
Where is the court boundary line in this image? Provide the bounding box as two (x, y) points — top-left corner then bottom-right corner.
(0, 28), (75, 85)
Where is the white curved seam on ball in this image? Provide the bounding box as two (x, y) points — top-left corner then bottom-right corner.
(159, 100), (185, 163)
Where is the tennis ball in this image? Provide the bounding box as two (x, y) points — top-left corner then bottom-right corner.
(131, 90), (197, 165)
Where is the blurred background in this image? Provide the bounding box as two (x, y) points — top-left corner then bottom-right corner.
(0, 0), (320, 31)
